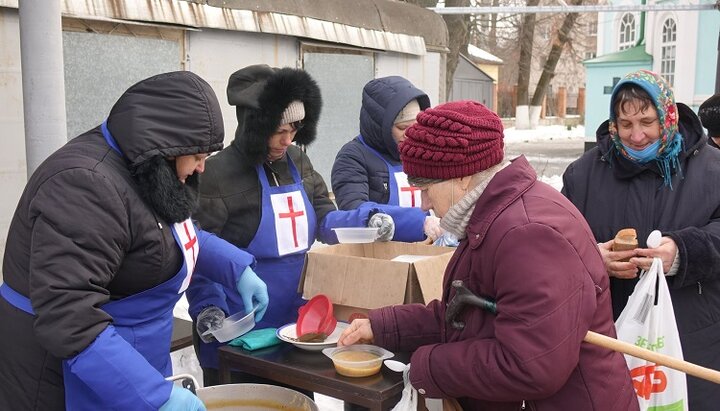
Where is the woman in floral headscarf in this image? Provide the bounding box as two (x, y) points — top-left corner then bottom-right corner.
(562, 69), (720, 410)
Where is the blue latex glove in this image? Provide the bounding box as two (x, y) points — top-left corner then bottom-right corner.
(368, 212), (395, 242)
(159, 386), (206, 411)
(237, 266), (269, 322)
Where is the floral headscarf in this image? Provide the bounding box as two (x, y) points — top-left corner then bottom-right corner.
(608, 69), (683, 188)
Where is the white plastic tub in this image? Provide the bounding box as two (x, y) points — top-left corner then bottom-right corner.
(203, 307), (255, 343)
(332, 227), (379, 243)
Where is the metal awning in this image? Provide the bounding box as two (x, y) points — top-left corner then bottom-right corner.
(0, 0), (449, 56)
(197, 0), (449, 54)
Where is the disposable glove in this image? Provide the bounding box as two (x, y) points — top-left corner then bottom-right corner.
(423, 216), (443, 242)
(196, 306), (225, 344)
(159, 385), (206, 411)
(237, 266), (269, 322)
(368, 213), (395, 242)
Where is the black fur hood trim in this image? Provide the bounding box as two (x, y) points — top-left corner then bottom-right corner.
(227, 65), (322, 164)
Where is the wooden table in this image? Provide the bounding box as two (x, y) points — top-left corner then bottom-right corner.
(218, 343), (409, 410)
(171, 318), (194, 352)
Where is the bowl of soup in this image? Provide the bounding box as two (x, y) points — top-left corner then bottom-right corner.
(322, 345), (394, 378)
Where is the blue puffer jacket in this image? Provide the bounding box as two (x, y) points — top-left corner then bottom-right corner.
(331, 76), (430, 210)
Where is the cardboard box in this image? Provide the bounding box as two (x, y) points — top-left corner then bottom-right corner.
(299, 242), (455, 321)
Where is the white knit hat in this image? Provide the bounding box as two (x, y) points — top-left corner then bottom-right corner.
(280, 100), (306, 125)
(394, 99), (421, 124)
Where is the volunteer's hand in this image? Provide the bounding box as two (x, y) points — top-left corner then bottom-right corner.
(423, 216), (443, 242)
(196, 306), (225, 343)
(368, 213), (395, 242)
(598, 240), (639, 279)
(159, 385), (206, 411)
(236, 266), (269, 322)
(338, 318), (374, 346)
(631, 236), (678, 273)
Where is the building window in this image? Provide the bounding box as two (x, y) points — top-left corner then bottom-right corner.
(619, 13), (636, 50)
(588, 21), (598, 37)
(584, 51), (596, 60)
(660, 18), (677, 87)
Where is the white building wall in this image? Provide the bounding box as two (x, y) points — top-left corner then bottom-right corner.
(646, 10), (699, 106)
(188, 29), (299, 147)
(0, 8), (28, 279)
(376, 51), (442, 106)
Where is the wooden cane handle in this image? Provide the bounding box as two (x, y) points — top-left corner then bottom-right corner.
(584, 331), (720, 384)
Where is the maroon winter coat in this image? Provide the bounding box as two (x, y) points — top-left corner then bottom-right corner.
(369, 157), (639, 410)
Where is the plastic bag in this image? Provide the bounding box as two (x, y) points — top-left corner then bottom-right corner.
(390, 366), (418, 411)
(615, 257), (688, 410)
(433, 232), (459, 247)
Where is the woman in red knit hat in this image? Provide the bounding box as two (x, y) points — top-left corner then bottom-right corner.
(338, 100), (639, 410)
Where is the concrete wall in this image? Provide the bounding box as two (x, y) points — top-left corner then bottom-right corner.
(376, 51), (442, 105)
(0, 8), (27, 279)
(187, 29), (298, 148)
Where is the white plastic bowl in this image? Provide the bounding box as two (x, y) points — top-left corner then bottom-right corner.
(322, 344), (394, 377)
(203, 307), (255, 343)
(332, 227), (379, 243)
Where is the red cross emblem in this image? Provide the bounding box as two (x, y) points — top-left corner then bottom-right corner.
(630, 364), (667, 400)
(182, 221), (198, 266)
(400, 186), (421, 207)
(279, 196), (305, 248)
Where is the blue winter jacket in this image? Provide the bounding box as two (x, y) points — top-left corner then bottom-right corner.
(331, 77), (430, 242)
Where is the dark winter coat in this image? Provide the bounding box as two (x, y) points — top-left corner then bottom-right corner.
(194, 66), (337, 246)
(369, 157), (638, 410)
(194, 144), (337, 247)
(0, 71), (224, 410)
(331, 76), (430, 209)
(562, 103), (720, 410)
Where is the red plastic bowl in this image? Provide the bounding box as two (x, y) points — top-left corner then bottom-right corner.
(297, 294), (337, 337)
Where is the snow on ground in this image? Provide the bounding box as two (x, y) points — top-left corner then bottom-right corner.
(504, 124), (586, 191)
(503, 124), (586, 144)
(539, 174), (564, 191)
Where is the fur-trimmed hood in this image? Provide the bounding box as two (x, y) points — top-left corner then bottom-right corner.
(227, 65), (322, 164)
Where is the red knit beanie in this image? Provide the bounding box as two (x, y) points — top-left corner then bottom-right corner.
(399, 100), (504, 180)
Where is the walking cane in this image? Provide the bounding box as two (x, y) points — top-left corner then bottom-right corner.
(446, 280), (720, 384)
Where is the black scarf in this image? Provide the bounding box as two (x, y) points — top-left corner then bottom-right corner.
(131, 156), (200, 224)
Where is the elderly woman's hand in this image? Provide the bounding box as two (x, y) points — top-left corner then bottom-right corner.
(598, 240), (639, 279)
(631, 236), (678, 273)
(337, 318), (374, 346)
(423, 216), (443, 242)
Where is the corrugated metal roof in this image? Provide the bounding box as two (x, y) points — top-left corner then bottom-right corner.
(203, 0), (448, 52)
(0, 0), (447, 55)
(584, 45), (653, 65)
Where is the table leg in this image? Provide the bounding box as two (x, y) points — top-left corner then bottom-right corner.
(218, 358), (231, 384)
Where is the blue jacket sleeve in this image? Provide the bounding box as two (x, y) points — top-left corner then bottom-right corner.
(316, 201), (427, 243)
(195, 229), (255, 289)
(63, 326), (172, 411)
(331, 139), (371, 210)
(186, 274), (229, 320)
(368, 202), (427, 242)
